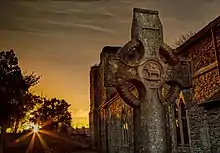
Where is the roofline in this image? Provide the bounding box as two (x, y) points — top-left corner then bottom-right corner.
(100, 46), (121, 62)
(175, 16), (220, 55)
(100, 46), (121, 55)
(101, 85), (136, 109)
(90, 64), (99, 68)
(198, 98), (220, 110)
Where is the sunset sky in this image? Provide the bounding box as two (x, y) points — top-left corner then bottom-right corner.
(0, 0), (220, 127)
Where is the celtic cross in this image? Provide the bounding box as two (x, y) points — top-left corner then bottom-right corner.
(104, 8), (192, 153)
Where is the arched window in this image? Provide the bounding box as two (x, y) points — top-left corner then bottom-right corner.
(174, 95), (190, 147)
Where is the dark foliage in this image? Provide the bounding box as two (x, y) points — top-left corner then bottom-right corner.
(11, 93), (42, 133)
(30, 98), (72, 132)
(0, 50), (28, 125)
(0, 49), (72, 134)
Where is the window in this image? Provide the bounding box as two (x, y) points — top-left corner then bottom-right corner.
(121, 108), (129, 146)
(174, 102), (181, 145)
(174, 97), (190, 147)
(123, 122), (128, 144)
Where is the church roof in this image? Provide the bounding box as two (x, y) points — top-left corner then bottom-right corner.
(100, 46), (121, 60)
(175, 16), (220, 55)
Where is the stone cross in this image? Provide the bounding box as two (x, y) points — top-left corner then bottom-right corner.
(104, 8), (192, 153)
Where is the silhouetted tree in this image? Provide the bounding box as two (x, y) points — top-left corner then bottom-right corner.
(11, 93), (42, 133)
(174, 31), (197, 47)
(30, 98), (72, 132)
(0, 50), (29, 128)
(0, 49), (31, 153)
(0, 68), (41, 132)
(23, 71), (41, 88)
(12, 72), (41, 133)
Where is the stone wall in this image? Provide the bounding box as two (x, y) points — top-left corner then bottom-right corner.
(187, 33), (215, 73)
(89, 65), (100, 149)
(184, 103), (220, 153)
(188, 105), (208, 153)
(103, 87), (138, 153)
(105, 96), (133, 153)
(193, 68), (220, 103)
(97, 62), (106, 150)
(178, 26), (220, 153)
(185, 31), (219, 103)
(100, 107), (106, 152)
(173, 23), (220, 153)
(98, 47), (122, 152)
(166, 91), (212, 153)
(206, 107), (220, 152)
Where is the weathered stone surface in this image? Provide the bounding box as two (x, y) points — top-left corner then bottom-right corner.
(105, 94), (134, 153)
(187, 34), (215, 72)
(103, 8), (192, 153)
(90, 9), (220, 153)
(187, 105), (207, 153)
(193, 68), (220, 103)
(89, 65), (101, 149)
(206, 107), (220, 152)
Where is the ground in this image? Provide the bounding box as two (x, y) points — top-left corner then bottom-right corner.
(3, 132), (98, 153)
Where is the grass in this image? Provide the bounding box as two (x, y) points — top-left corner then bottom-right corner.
(2, 132), (93, 153)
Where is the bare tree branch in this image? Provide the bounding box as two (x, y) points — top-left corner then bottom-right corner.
(174, 31), (197, 47)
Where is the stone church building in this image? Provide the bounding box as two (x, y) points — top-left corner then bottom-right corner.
(89, 8), (220, 153)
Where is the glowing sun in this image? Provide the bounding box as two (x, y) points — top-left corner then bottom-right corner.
(33, 125), (39, 133)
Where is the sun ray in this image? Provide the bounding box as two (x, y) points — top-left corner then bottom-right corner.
(14, 131), (33, 143)
(36, 132), (49, 150)
(38, 130), (64, 141)
(38, 129), (88, 148)
(26, 132), (36, 153)
(41, 118), (55, 128)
